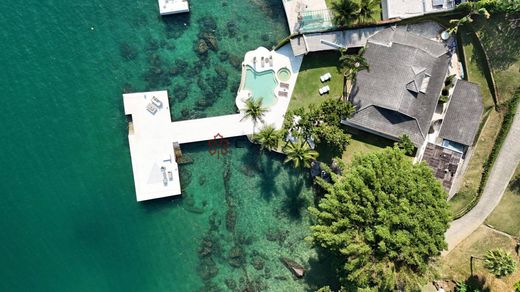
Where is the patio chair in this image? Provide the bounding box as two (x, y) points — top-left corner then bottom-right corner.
(146, 103), (158, 115)
(151, 96), (163, 108)
(320, 72), (331, 82)
(319, 85), (330, 95)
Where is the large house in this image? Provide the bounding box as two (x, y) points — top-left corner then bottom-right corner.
(381, 0), (465, 20)
(345, 25), (483, 190)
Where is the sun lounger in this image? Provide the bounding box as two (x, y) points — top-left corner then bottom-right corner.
(320, 73), (331, 82)
(269, 55), (273, 67)
(278, 91), (288, 97)
(151, 96), (163, 108)
(280, 82), (290, 89)
(146, 103), (158, 114)
(319, 85), (330, 95)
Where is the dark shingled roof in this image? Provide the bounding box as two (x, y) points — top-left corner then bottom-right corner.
(347, 27), (450, 146)
(438, 80), (483, 146)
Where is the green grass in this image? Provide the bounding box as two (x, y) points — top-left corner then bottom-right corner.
(441, 226), (520, 291)
(471, 14), (520, 103)
(459, 26), (495, 110)
(289, 51), (344, 111)
(340, 127), (393, 163)
(485, 166), (520, 236)
(289, 51), (393, 163)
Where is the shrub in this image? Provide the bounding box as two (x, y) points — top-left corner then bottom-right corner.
(514, 280), (520, 292)
(442, 88), (450, 96)
(439, 95), (450, 103)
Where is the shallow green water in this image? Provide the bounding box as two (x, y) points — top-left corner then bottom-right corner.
(243, 66), (278, 107)
(0, 0), (334, 291)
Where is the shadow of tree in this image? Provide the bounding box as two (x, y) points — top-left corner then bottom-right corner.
(256, 153), (283, 200)
(510, 175), (520, 194)
(304, 247), (343, 291)
(465, 275), (490, 292)
(280, 170), (308, 221)
(472, 13), (520, 71)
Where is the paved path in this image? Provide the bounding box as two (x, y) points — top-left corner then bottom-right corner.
(445, 106), (520, 252)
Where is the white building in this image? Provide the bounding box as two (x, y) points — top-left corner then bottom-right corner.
(381, 0), (464, 19)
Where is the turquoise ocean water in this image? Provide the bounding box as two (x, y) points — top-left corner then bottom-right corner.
(0, 0), (336, 291)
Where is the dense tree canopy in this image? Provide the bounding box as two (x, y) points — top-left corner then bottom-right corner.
(309, 147), (451, 290)
(283, 99), (355, 153)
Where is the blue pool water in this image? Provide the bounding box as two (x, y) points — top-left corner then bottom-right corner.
(243, 66), (278, 107)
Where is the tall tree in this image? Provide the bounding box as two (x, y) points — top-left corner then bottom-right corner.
(484, 248), (517, 278)
(332, 0), (360, 27)
(240, 97), (268, 134)
(309, 147), (450, 290)
(283, 140), (319, 168)
(358, 0), (381, 24)
(397, 134), (415, 155)
(254, 124), (281, 152)
(339, 48), (369, 98)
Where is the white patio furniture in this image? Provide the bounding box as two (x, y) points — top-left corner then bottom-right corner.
(319, 85), (330, 95)
(320, 72), (331, 82)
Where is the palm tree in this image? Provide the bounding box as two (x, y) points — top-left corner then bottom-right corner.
(358, 0), (380, 24)
(339, 47), (369, 98)
(483, 248), (517, 278)
(254, 124), (281, 152)
(283, 140), (319, 168)
(240, 97), (268, 134)
(331, 0), (360, 27)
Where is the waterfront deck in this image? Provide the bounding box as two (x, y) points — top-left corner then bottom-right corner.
(123, 45), (303, 202)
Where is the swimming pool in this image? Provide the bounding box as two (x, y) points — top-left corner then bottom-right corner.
(242, 66), (278, 107)
(277, 67), (291, 82)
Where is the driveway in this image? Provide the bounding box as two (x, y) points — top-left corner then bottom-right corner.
(445, 105), (520, 252)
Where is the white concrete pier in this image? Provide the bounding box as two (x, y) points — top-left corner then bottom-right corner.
(123, 45), (303, 202)
(123, 91), (182, 201)
(158, 0), (189, 15)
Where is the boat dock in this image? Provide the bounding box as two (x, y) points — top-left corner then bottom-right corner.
(122, 44), (303, 202)
(158, 0), (189, 15)
(123, 91), (255, 201)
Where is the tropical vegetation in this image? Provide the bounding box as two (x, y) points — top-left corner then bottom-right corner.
(240, 97), (268, 134)
(309, 147), (450, 290)
(483, 248), (517, 278)
(331, 0), (381, 27)
(397, 134), (415, 155)
(283, 99), (355, 154)
(338, 47), (369, 98)
(253, 124), (282, 152)
(283, 139), (319, 168)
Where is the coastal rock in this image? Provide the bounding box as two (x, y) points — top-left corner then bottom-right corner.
(119, 43), (138, 60)
(198, 175), (207, 186)
(228, 54), (242, 69)
(251, 255), (265, 270)
(195, 39), (209, 55)
(218, 51), (229, 61)
(226, 209), (236, 231)
(224, 278), (237, 290)
(228, 245), (245, 268)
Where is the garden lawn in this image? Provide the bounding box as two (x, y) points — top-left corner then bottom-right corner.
(485, 165), (520, 236)
(471, 13), (520, 103)
(459, 26), (494, 110)
(441, 226), (520, 292)
(289, 51), (343, 111)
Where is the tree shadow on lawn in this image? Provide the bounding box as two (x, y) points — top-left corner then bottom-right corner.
(465, 275), (491, 292)
(472, 14), (520, 71)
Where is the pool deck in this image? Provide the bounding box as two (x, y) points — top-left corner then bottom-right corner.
(123, 44), (303, 201)
(282, 0), (329, 34)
